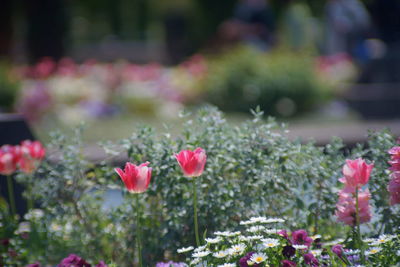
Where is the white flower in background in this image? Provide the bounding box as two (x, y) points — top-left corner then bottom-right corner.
(363, 238), (376, 243)
(240, 235), (263, 241)
(370, 234), (396, 246)
(250, 252), (268, 264)
(293, 244), (308, 250)
(213, 250), (230, 258)
(215, 231), (240, 237)
(240, 220), (253, 225)
(192, 250), (211, 258)
(217, 263), (236, 267)
(265, 218), (285, 223)
(250, 216), (267, 223)
(248, 225), (265, 233)
(205, 237), (222, 244)
(15, 222), (31, 234)
(24, 209), (44, 220)
(365, 247), (382, 255)
(262, 238), (280, 248)
(264, 228), (279, 234)
(311, 250), (322, 256)
(344, 249), (360, 255)
(396, 250), (400, 256)
(229, 243), (246, 256)
(177, 246), (194, 253)
(325, 238), (345, 246)
(194, 245), (207, 252)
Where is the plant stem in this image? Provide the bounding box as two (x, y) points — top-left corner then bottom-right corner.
(135, 193), (143, 267)
(6, 175), (17, 218)
(192, 179), (200, 246)
(354, 186), (365, 264)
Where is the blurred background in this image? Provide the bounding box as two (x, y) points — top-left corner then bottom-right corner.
(1, 0), (400, 144)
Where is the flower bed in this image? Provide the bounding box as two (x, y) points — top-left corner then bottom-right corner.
(1, 107), (399, 266)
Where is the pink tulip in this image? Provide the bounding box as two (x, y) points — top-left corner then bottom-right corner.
(175, 148), (207, 177)
(388, 146), (400, 171)
(115, 162), (152, 193)
(19, 140), (46, 174)
(339, 158), (373, 188)
(336, 189), (371, 226)
(388, 172), (400, 205)
(0, 145), (20, 175)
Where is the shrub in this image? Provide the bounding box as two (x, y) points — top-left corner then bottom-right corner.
(202, 46), (330, 117)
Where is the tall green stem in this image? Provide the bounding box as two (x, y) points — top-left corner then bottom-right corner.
(192, 179), (200, 246)
(135, 194), (143, 267)
(6, 175), (16, 218)
(355, 186), (365, 264)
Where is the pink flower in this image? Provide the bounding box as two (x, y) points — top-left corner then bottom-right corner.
(339, 158), (373, 188)
(115, 162), (152, 193)
(388, 172), (400, 205)
(388, 146), (400, 171)
(0, 145), (20, 175)
(291, 229), (313, 247)
(19, 140), (46, 174)
(175, 148), (206, 177)
(336, 189), (371, 226)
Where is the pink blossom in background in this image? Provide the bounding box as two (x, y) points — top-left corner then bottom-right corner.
(339, 158), (373, 188)
(16, 82), (52, 122)
(115, 162), (152, 193)
(175, 148), (207, 178)
(336, 189), (371, 226)
(388, 146), (400, 171)
(387, 146), (400, 206)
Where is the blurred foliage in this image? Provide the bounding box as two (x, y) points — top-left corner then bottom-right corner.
(1, 106), (399, 266)
(202, 46), (331, 117)
(0, 63), (19, 111)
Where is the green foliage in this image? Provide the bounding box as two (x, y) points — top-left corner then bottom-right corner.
(4, 106), (399, 266)
(202, 46), (330, 117)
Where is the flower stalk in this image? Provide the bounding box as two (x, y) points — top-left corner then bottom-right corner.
(135, 193), (143, 267)
(6, 175), (17, 218)
(354, 186), (365, 264)
(192, 179), (200, 247)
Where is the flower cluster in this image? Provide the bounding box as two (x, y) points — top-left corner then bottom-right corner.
(26, 254), (108, 267)
(0, 140), (45, 175)
(335, 158), (373, 226)
(388, 146), (400, 205)
(178, 216), (400, 266)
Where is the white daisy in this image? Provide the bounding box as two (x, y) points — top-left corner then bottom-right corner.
(217, 263), (236, 267)
(250, 216), (267, 223)
(205, 237), (222, 244)
(370, 234), (396, 246)
(190, 258), (200, 265)
(344, 249), (360, 255)
(311, 249), (322, 256)
(250, 252), (268, 264)
(194, 245), (207, 252)
(365, 247), (381, 255)
(265, 218), (285, 223)
(213, 250), (230, 258)
(215, 231), (241, 237)
(264, 228), (279, 234)
(262, 238), (280, 248)
(311, 235), (321, 240)
(229, 243), (246, 256)
(293, 244), (308, 250)
(363, 238), (376, 243)
(240, 235), (263, 241)
(247, 225), (265, 233)
(192, 250), (211, 258)
(177, 246), (194, 253)
(240, 220), (254, 225)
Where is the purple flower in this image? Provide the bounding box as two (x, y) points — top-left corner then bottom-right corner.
(282, 245), (296, 258)
(303, 253), (319, 266)
(292, 230), (313, 247)
(239, 252), (260, 267)
(331, 244), (343, 258)
(155, 261), (187, 267)
(95, 261), (108, 267)
(282, 260), (297, 267)
(58, 254), (91, 267)
(278, 230), (290, 241)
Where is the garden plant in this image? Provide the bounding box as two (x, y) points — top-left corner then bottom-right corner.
(0, 106), (399, 266)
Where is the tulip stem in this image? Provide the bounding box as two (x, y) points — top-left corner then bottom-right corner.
(135, 193), (143, 267)
(354, 186), (365, 264)
(6, 175), (17, 218)
(192, 179), (200, 247)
